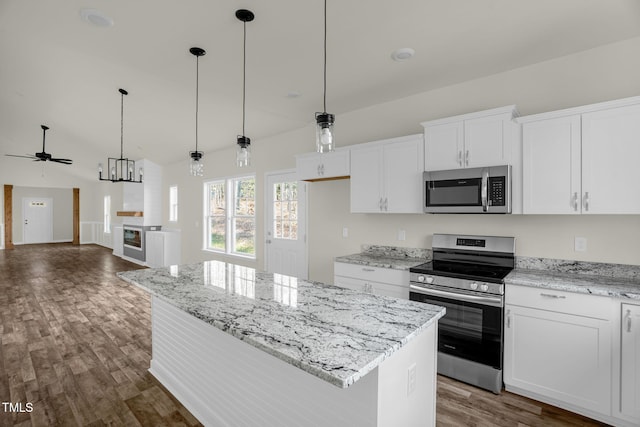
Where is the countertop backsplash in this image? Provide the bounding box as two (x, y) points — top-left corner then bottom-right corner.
(360, 244), (432, 260)
(516, 256), (640, 281)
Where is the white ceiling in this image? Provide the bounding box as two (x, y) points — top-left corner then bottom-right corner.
(2, 0), (640, 181)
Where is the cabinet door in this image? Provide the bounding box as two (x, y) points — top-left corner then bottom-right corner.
(145, 232), (164, 268)
(504, 305), (612, 416)
(383, 135), (424, 213)
(621, 303), (640, 420)
(464, 114), (511, 168)
(350, 145), (383, 213)
(424, 121), (463, 170)
(522, 115), (581, 214)
(582, 103), (640, 214)
(296, 150), (350, 181)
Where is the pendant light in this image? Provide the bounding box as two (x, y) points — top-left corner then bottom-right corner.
(98, 88), (143, 183)
(189, 47), (206, 176)
(236, 9), (254, 168)
(315, 0), (335, 153)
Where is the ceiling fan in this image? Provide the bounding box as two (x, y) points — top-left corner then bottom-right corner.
(5, 125), (73, 165)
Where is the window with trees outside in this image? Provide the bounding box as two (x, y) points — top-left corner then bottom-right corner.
(204, 175), (255, 257)
(103, 195), (111, 233)
(169, 185), (178, 222)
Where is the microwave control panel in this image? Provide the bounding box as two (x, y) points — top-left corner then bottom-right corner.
(488, 177), (506, 206)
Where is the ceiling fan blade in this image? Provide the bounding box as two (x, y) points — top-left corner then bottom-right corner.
(50, 158), (73, 165)
(5, 154), (38, 159)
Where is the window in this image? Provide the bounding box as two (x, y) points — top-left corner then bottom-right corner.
(169, 185), (178, 222)
(204, 175), (255, 257)
(103, 195), (111, 233)
(273, 181), (298, 240)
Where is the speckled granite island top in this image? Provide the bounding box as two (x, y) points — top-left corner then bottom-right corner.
(117, 261), (445, 388)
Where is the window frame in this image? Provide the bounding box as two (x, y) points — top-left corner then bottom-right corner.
(103, 195), (111, 234)
(169, 185), (178, 222)
(203, 174), (256, 259)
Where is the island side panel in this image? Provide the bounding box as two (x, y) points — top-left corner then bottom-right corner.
(377, 323), (437, 427)
(149, 296), (380, 427)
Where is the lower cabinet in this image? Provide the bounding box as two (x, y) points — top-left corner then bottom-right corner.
(334, 262), (409, 300)
(620, 303), (640, 423)
(504, 285), (613, 420)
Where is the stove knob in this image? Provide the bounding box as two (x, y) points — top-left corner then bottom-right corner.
(417, 275), (425, 282)
(470, 282), (478, 290)
(426, 276), (434, 284)
(480, 284), (489, 292)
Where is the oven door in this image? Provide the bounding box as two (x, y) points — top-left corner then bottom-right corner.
(410, 284), (503, 369)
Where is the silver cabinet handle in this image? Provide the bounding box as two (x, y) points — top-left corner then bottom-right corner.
(465, 149), (470, 166)
(384, 197), (388, 211)
(540, 292), (566, 299)
(572, 192), (578, 211)
(481, 168), (489, 212)
(457, 150), (462, 166)
(506, 309), (511, 328)
(379, 197), (383, 211)
(583, 192), (590, 212)
(626, 309), (632, 333)
(317, 164), (321, 176)
(321, 164), (325, 175)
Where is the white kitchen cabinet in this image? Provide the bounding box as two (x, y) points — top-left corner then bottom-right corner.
(620, 303), (640, 422)
(296, 149), (350, 182)
(146, 230), (181, 268)
(334, 262), (409, 300)
(520, 96), (640, 214)
(504, 285), (612, 419)
(350, 134), (424, 213)
(421, 106), (518, 171)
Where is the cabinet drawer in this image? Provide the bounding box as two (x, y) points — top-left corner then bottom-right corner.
(334, 275), (408, 300)
(506, 284), (611, 319)
(334, 262), (408, 286)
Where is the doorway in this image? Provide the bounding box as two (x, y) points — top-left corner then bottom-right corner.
(22, 197), (53, 244)
(265, 170), (308, 279)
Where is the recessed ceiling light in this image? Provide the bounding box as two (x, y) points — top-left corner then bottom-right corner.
(391, 48), (415, 62)
(79, 8), (114, 28)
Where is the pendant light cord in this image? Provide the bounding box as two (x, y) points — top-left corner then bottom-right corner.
(120, 90), (124, 159)
(242, 19), (247, 136)
(195, 54), (200, 152)
(323, 0), (327, 113)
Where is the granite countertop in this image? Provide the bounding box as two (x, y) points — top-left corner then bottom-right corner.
(507, 258), (640, 301)
(117, 261), (445, 389)
(335, 245), (431, 270)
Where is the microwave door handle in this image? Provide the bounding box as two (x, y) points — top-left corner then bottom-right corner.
(481, 169), (489, 212)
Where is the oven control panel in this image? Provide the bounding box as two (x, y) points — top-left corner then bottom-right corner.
(410, 273), (504, 296)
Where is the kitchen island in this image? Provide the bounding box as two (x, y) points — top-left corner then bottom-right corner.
(117, 260), (445, 427)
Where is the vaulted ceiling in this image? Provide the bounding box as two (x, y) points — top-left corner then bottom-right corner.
(2, 0), (640, 181)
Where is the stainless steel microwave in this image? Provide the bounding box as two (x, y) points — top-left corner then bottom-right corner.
(424, 165), (511, 213)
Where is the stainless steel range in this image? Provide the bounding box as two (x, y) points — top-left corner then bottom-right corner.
(409, 233), (515, 394)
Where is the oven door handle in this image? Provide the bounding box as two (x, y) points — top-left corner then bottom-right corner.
(410, 284), (503, 308)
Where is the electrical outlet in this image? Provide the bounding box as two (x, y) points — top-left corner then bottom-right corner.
(342, 227), (349, 238)
(397, 229), (406, 241)
(407, 363), (417, 396)
(574, 237), (587, 252)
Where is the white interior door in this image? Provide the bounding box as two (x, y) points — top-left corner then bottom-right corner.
(22, 197), (53, 244)
(265, 171), (308, 279)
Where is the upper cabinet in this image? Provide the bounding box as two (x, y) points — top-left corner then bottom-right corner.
(296, 149), (350, 182)
(350, 134), (424, 213)
(421, 106), (519, 171)
(519, 96), (640, 214)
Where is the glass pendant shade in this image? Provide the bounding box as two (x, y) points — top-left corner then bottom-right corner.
(189, 151), (204, 176)
(315, 112), (335, 153)
(236, 136), (251, 167)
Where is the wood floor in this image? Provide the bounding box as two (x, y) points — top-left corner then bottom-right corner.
(0, 244), (609, 427)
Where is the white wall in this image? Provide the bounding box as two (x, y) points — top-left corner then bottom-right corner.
(162, 36), (640, 284)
